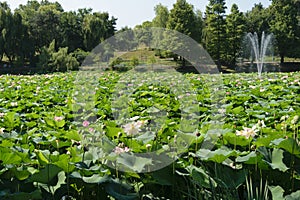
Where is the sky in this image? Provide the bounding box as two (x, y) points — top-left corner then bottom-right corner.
(6, 0), (272, 30)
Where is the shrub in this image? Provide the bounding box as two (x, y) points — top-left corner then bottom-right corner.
(130, 56), (139, 67)
(72, 48), (89, 65)
(37, 40), (79, 72)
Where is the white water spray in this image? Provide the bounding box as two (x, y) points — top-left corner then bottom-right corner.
(246, 32), (273, 77)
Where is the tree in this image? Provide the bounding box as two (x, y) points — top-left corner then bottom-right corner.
(135, 21), (153, 47)
(269, 0), (299, 63)
(11, 13), (33, 66)
(225, 4), (246, 65)
(33, 4), (62, 51)
(16, 1), (63, 52)
(204, 0), (227, 68)
(152, 4), (169, 28)
(245, 3), (270, 34)
(115, 27), (137, 51)
(82, 12), (116, 51)
(164, 0), (203, 66)
(0, 3), (8, 61)
(167, 0), (200, 41)
(2, 11), (22, 63)
(194, 10), (204, 44)
(60, 11), (84, 52)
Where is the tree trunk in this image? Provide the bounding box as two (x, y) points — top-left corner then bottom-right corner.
(280, 54), (284, 63)
(182, 56), (186, 67)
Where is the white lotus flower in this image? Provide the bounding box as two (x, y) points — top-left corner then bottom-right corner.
(123, 120), (146, 136)
(130, 116), (140, 121)
(236, 125), (258, 139)
(257, 120), (266, 128)
(11, 102), (18, 107)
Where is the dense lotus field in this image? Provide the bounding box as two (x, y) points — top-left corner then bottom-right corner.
(0, 70), (300, 200)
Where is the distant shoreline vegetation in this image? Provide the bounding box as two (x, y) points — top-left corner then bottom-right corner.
(0, 0), (299, 73)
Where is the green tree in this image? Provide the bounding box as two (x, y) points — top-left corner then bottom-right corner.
(245, 3), (270, 34)
(60, 11), (84, 52)
(204, 0), (227, 68)
(2, 11), (31, 65)
(164, 0), (203, 66)
(82, 12), (116, 51)
(0, 2), (34, 65)
(33, 4), (62, 51)
(166, 0), (200, 41)
(12, 13), (33, 66)
(16, 1), (63, 52)
(225, 4), (246, 65)
(195, 9), (204, 44)
(269, 0), (299, 63)
(152, 4), (169, 28)
(135, 21), (153, 47)
(51, 47), (79, 71)
(0, 3), (8, 61)
(115, 27), (137, 51)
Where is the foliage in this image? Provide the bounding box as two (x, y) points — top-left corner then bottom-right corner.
(269, 0), (299, 63)
(244, 3), (270, 34)
(59, 11), (84, 52)
(225, 4), (246, 66)
(0, 1), (116, 68)
(0, 4), (33, 65)
(115, 27), (137, 51)
(204, 0), (227, 68)
(152, 3), (169, 28)
(166, 0), (202, 42)
(82, 12), (116, 51)
(130, 56), (139, 67)
(0, 71), (300, 199)
(37, 40), (79, 72)
(161, 0), (204, 65)
(71, 48), (89, 65)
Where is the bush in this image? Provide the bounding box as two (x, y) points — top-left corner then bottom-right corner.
(72, 48), (89, 65)
(130, 56), (139, 67)
(51, 47), (79, 71)
(37, 40), (79, 72)
(109, 57), (123, 68)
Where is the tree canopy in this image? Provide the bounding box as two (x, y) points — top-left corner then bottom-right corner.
(0, 0), (300, 71)
(0, 0), (117, 72)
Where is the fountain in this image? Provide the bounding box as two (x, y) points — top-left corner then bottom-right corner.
(244, 32), (274, 77)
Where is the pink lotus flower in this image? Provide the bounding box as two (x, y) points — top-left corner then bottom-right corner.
(83, 120), (90, 127)
(114, 143), (130, 154)
(89, 128), (94, 132)
(54, 116), (63, 122)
